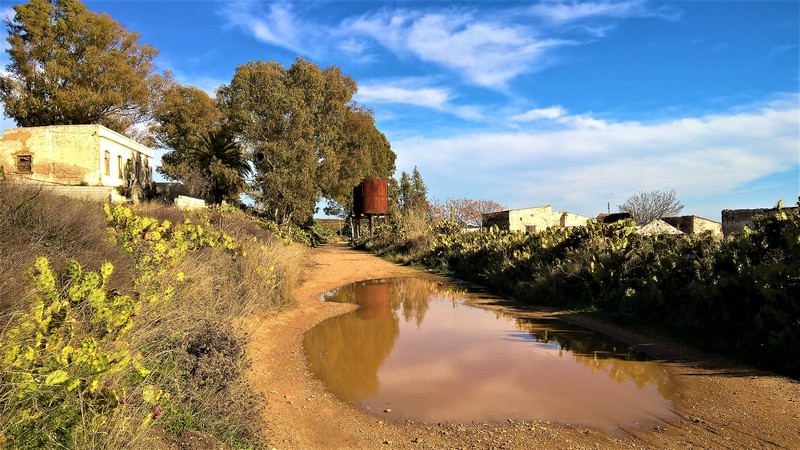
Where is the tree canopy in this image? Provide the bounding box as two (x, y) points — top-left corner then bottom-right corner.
(618, 189), (684, 224)
(218, 58), (395, 224)
(1, 0), (164, 134)
(151, 83), (223, 182)
(186, 128), (252, 204)
(398, 166), (428, 216)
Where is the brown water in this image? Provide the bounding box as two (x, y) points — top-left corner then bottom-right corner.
(304, 277), (677, 433)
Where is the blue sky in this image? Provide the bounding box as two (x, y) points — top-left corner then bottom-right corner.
(1, 0), (798, 220)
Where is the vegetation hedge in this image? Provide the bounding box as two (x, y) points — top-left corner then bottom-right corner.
(0, 182), (302, 449)
(359, 201), (800, 379)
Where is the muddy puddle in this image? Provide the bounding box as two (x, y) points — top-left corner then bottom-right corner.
(304, 277), (677, 433)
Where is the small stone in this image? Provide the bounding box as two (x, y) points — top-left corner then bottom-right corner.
(412, 437), (423, 443)
(384, 408), (392, 413)
(383, 439), (393, 445)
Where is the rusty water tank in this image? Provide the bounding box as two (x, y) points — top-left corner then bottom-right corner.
(353, 178), (388, 215)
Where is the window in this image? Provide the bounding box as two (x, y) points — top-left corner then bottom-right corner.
(104, 151), (111, 176)
(525, 225), (537, 234)
(117, 155), (123, 178)
(15, 155), (32, 173)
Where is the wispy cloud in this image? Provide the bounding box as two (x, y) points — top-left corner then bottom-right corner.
(394, 98), (799, 217)
(357, 84), (450, 110)
(221, 1), (307, 55)
(220, 2), (675, 89)
(510, 106), (568, 121)
(356, 80), (483, 120)
(347, 10), (567, 88)
(770, 44), (798, 57)
(528, 1), (681, 24)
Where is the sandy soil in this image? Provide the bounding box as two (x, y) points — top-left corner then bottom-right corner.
(246, 242), (800, 449)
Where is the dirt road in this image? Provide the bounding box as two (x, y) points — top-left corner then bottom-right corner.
(246, 243), (800, 449)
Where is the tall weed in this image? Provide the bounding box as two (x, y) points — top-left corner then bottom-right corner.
(1, 182), (302, 448)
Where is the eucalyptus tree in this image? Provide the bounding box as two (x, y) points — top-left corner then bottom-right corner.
(0, 0), (164, 134)
(219, 58), (395, 224)
(151, 83), (223, 182)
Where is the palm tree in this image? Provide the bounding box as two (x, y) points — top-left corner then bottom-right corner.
(188, 128), (252, 204)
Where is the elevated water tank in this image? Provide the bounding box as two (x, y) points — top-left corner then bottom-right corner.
(353, 178), (388, 215)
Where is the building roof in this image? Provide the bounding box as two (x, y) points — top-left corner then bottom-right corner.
(637, 219), (683, 235)
(596, 212), (632, 224)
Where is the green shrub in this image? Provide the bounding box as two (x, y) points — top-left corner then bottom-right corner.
(2, 190), (302, 449)
(359, 201), (800, 378)
(0, 258), (160, 449)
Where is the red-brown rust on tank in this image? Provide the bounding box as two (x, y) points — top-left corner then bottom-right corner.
(355, 178), (388, 215)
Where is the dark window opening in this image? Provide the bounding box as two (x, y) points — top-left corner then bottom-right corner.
(117, 155), (123, 178)
(16, 155), (32, 173)
(104, 151), (111, 176)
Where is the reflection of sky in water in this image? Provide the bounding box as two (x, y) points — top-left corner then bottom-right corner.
(305, 278), (677, 433)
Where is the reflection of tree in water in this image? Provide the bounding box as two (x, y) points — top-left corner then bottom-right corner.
(515, 318), (675, 400)
(390, 278), (434, 327)
(306, 278), (450, 402)
(570, 353), (677, 400)
(310, 278), (676, 408)
(304, 283), (399, 402)
(517, 318), (642, 360)
(323, 277), (469, 327)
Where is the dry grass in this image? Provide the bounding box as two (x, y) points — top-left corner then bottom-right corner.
(0, 181), (303, 449)
(0, 182), (133, 325)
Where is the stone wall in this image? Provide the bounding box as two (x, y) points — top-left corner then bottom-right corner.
(722, 207), (798, 235)
(662, 215), (722, 236)
(37, 185), (127, 204)
(482, 206), (593, 233)
(555, 211), (593, 228)
(0, 124), (153, 188)
(482, 210), (510, 230)
(174, 195), (207, 210)
(508, 205), (552, 233)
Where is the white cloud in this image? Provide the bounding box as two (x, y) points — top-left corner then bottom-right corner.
(451, 105), (484, 121)
(337, 38), (377, 63)
(357, 84), (450, 109)
(219, 2), (678, 89)
(511, 106), (567, 121)
(356, 79), (485, 121)
(347, 11), (567, 88)
(393, 100), (799, 218)
(221, 1), (306, 55)
(528, 1), (680, 24)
